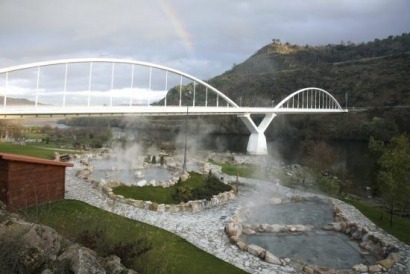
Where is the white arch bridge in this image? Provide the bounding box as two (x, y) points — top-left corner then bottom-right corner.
(0, 58), (347, 155)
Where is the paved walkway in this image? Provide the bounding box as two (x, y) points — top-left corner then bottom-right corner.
(65, 161), (410, 274)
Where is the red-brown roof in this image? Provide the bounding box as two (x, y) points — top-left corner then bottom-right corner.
(0, 152), (73, 167)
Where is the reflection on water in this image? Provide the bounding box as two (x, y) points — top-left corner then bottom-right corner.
(247, 232), (376, 269)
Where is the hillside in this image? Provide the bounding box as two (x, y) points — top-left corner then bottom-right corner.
(203, 33), (410, 141)
(0, 96), (35, 105)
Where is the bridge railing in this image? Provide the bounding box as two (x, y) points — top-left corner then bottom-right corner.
(0, 58), (239, 110)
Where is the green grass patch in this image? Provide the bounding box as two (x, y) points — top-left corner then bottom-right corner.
(0, 142), (56, 159)
(114, 185), (176, 204)
(23, 199), (245, 274)
(0, 142), (82, 159)
(113, 172), (231, 204)
(210, 160), (257, 178)
(339, 197), (410, 245)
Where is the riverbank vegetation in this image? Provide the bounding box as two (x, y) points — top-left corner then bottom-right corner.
(339, 197), (410, 245)
(24, 200), (245, 274)
(113, 172), (231, 204)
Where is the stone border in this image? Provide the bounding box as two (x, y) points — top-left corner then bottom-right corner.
(99, 180), (237, 213)
(225, 195), (401, 273)
(75, 158), (238, 213)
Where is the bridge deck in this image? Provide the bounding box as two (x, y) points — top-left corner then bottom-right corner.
(0, 106), (347, 118)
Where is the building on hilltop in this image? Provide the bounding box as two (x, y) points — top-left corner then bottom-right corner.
(0, 153), (73, 210)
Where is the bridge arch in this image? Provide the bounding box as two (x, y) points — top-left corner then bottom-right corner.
(274, 87), (344, 112)
(0, 58), (239, 108)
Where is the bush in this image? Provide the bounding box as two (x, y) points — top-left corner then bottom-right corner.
(172, 173), (231, 202)
(317, 175), (340, 195)
(109, 240), (152, 268)
(76, 226), (152, 269)
(172, 186), (192, 203)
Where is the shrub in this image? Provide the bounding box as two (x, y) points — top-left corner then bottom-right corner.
(76, 226), (152, 269)
(109, 240), (152, 268)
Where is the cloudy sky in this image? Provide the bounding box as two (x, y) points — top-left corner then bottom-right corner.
(1, 0), (409, 81)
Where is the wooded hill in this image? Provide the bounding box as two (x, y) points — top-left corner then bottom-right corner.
(202, 33), (410, 141)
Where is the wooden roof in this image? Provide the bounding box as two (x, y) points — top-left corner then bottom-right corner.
(0, 153), (73, 167)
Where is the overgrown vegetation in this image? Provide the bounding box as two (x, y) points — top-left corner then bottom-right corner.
(113, 172), (232, 204)
(340, 197), (410, 245)
(24, 200), (245, 274)
(76, 226), (152, 268)
(369, 134), (410, 227)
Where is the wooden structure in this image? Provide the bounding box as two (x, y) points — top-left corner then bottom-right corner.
(0, 153), (73, 210)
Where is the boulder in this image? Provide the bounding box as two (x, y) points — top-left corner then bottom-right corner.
(323, 222), (342, 231)
(352, 263), (368, 272)
(57, 244), (106, 274)
(229, 236), (239, 244)
(368, 264), (383, 273)
(265, 224), (285, 233)
(156, 204), (166, 212)
(168, 205), (180, 213)
(259, 224), (268, 232)
(225, 223), (236, 237)
(0, 219), (61, 272)
(270, 198), (282, 205)
(287, 224), (309, 232)
(236, 241), (247, 251)
(242, 227), (256, 235)
(303, 265), (337, 274)
(132, 200), (144, 208)
(23, 224), (61, 258)
(148, 203), (158, 211)
(100, 255), (138, 274)
(264, 251), (281, 265)
(228, 191), (236, 199)
(377, 258), (395, 269)
(136, 180), (147, 187)
(191, 201), (200, 212)
(247, 244), (265, 257)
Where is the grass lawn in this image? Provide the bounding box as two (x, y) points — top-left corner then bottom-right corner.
(0, 142), (81, 159)
(210, 160), (257, 178)
(0, 142), (56, 159)
(24, 199), (246, 274)
(340, 197), (410, 245)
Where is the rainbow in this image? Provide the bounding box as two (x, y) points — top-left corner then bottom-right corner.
(158, 0), (195, 55)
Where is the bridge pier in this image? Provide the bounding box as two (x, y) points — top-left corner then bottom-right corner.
(238, 113), (276, 155)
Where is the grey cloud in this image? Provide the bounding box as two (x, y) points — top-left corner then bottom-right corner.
(0, 0), (409, 80)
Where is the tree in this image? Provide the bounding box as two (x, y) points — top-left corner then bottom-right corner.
(369, 134), (410, 227)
